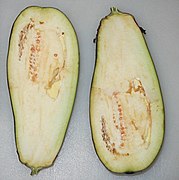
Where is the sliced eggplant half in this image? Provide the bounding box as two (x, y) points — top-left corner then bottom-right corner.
(8, 6), (79, 175)
(90, 7), (164, 173)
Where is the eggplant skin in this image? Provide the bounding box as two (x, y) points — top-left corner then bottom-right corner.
(7, 6), (79, 175)
(90, 7), (164, 174)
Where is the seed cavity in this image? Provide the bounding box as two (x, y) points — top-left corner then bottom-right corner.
(18, 20), (67, 100)
(100, 78), (152, 156)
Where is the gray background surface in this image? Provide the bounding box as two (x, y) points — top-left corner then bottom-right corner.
(0, 0), (179, 179)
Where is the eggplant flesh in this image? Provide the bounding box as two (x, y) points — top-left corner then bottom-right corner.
(8, 6), (79, 175)
(90, 8), (164, 173)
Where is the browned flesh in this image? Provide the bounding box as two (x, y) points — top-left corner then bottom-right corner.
(18, 18), (67, 99)
(98, 78), (151, 156)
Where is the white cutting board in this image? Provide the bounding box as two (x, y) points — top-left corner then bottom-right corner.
(0, 0), (179, 179)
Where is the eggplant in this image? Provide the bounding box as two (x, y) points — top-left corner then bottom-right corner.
(90, 7), (164, 173)
(7, 6), (79, 175)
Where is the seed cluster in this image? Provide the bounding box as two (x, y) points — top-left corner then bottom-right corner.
(101, 115), (129, 156)
(101, 116), (119, 155)
(18, 18), (35, 60)
(112, 92), (127, 146)
(29, 31), (41, 82)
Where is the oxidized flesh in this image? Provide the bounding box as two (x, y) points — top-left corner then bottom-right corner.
(18, 18), (67, 99)
(96, 78), (151, 156)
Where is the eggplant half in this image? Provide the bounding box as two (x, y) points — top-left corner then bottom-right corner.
(90, 8), (164, 173)
(8, 6), (79, 175)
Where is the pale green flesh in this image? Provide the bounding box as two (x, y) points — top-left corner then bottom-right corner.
(90, 8), (164, 173)
(8, 7), (79, 174)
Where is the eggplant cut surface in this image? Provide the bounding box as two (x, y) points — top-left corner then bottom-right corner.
(8, 6), (79, 175)
(90, 8), (164, 173)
